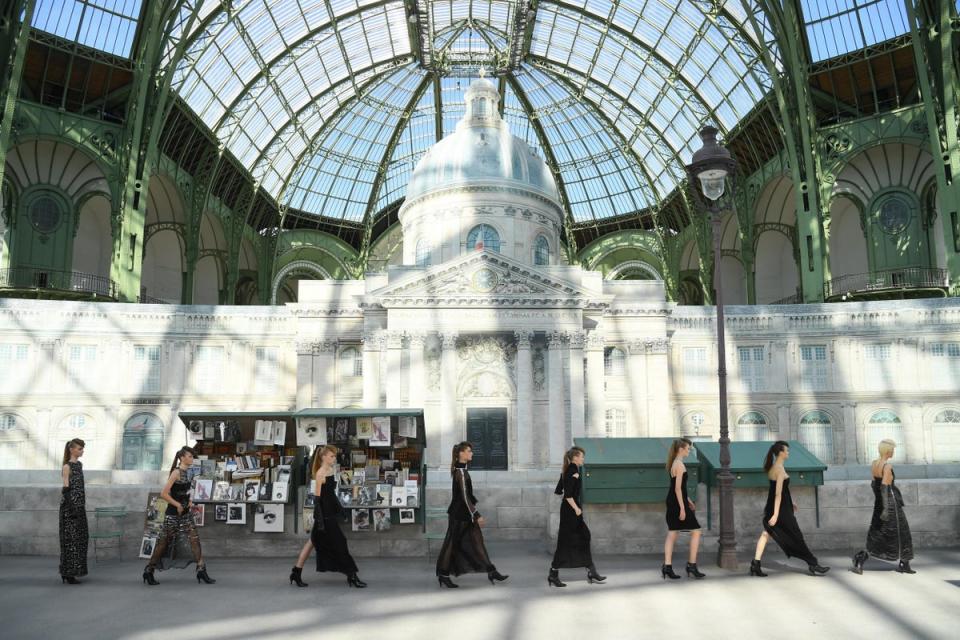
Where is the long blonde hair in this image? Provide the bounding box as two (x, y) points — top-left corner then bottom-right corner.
(665, 438), (692, 470)
(62, 438), (85, 465)
(562, 446), (585, 474)
(312, 445), (338, 476)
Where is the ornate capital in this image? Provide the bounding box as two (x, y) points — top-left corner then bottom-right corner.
(385, 331), (404, 349)
(313, 339), (337, 353)
(567, 331), (586, 349)
(645, 338), (669, 354)
(514, 330), (534, 349)
(408, 332), (427, 348)
(585, 331), (605, 351)
(546, 330), (566, 349)
(362, 331), (386, 351)
(439, 332), (459, 350)
(295, 340), (315, 356)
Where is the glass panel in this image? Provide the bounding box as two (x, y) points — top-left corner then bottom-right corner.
(33, 0), (143, 58)
(800, 0), (909, 63)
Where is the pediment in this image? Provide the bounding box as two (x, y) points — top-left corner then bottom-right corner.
(364, 252), (609, 308)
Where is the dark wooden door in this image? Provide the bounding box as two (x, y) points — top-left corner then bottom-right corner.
(466, 408), (508, 470)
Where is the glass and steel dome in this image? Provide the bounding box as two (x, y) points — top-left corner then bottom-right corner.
(405, 76), (560, 205)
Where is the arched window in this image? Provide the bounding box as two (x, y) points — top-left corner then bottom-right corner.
(533, 235), (549, 266)
(865, 410), (906, 463)
(121, 413), (165, 471)
(65, 414), (87, 431)
(799, 410), (834, 463)
(0, 414), (17, 431)
(466, 224), (500, 253)
(415, 239), (432, 267)
(604, 347), (626, 376)
(736, 411), (772, 441)
(474, 97), (488, 117)
(681, 411), (711, 441)
(605, 408), (626, 437)
(932, 409), (960, 462)
(340, 347), (362, 377)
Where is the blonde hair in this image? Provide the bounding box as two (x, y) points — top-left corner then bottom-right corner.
(878, 439), (896, 458)
(312, 445), (338, 475)
(562, 446), (585, 474)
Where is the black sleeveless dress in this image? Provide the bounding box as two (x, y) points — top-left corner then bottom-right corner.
(762, 477), (818, 565)
(311, 474), (358, 575)
(59, 461), (88, 578)
(865, 467), (914, 562)
(435, 462), (495, 577)
(665, 470), (700, 531)
(552, 464), (593, 568)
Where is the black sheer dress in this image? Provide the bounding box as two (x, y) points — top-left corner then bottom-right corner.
(552, 463), (593, 569)
(864, 466), (914, 562)
(59, 461), (88, 578)
(436, 462), (495, 577)
(762, 477), (818, 566)
(146, 471), (203, 571)
(665, 471), (700, 531)
(311, 473), (358, 575)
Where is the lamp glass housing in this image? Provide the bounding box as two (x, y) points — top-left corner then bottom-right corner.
(698, 168), (727, 201)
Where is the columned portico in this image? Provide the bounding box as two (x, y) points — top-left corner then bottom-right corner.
(586, 331), (605, 437)
(515, 330), (534, 468)
(362, 332), (382, 408)
(546, 330), (567, 465)
(440, 331), (459, 456)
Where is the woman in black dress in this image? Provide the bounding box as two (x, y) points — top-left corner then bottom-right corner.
(436, 441), (508, 588)
(59, 438), (88, 584)
(750, 441), (829, 577)
(548, 446), (605, 587)
(662, 438), (705, 580)
(310, 445), (366, 587)
(852, 439), (915, 574)
(142, 446), (215, 585)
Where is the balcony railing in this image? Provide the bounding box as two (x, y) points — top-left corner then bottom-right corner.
(824, 267), (949, 301)
(0, 267), (118, 299)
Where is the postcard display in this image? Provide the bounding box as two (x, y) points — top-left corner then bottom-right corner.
(176, 415), (301, 535)
(297, 413), (426, 536)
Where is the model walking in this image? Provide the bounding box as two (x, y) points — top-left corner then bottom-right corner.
(548, 446), (605, 587)
(60, 438), (88, 584)
(750, 441), (829, 577)
(142, 446), (215, 585)
(852, 439), (915, 574)
(436, 441), (508, 588)
(662, 438), (705, 580)
(309, 445), (367, 588)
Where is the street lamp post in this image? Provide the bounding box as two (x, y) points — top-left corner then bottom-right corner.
(686, 126), (738, 570)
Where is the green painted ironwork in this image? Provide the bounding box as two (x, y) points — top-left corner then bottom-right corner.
(0, 0), (34, 193)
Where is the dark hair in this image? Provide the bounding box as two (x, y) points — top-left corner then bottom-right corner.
(665, 438), (693, 470)
(763, 441), (790, 472)
(312, 444), (339, 476)
(562, 447), (585, 474)
(450, 441), (473, 476)
(62, 438), (85, 465)
(170, 446), (197, 473)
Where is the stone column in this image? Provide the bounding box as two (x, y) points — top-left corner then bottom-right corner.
(440, 332), (459, 457)
(295, 341), (314, 410)
(842, 402), (859, 464)
(546, 330), (567, 465)
(585, 331), (605, 438)
(906, 401), (926, 464)
(385, 331), (404, 408)
(644, 339), (671, 436)
(568, 330), (586, 440)
(362, 332), (382, 408)
(777, 404), (792, 440)
(314, 339), (336, 407)
(514, 330), (534, 468)
(627, 340), (648, 436)
(407, 333), (426, 410)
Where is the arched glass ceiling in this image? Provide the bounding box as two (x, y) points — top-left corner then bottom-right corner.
(168, 0), (772, 225)
(32, 0), (143, 58)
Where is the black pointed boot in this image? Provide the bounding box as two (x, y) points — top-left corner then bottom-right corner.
(548, 568), (566, 587)
(749, 559), (767, 577)
(290, 566), (308, 587)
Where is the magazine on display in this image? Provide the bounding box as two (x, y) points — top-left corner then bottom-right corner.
(254, 504), (284, 532)
(375, 484), (392, 506)
(334, 418), (349, 442)
(351, 509), (371, 532)
(272, 482), (289, 502)
(372, 508), (390, 531)
(215, 504), (228, 521)
(227, 503), (246, 524)
(398, 416), (417, 438)
(369, 416), (391, 446)
(391, 486), (406, 507)
(190, 503), (205, 526)
(399, 509), (415, 524)
(297, 417), (326, 446)
(356, 417), (373, 439)
(258, 482), (273, 501)
(193, 478), (213, 502)
(244, 480), (261, 502)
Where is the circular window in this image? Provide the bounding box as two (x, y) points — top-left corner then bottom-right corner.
(29, 195), (63, 234)
(877, 197), (910, 235)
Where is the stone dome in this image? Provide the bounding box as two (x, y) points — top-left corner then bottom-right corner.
(403, 78), (560, 206)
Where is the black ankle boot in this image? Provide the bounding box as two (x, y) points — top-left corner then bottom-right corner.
(897, 560), (916, 574)
(807, 563), (830, 576)
(852, 551), (868, 575)
(487, 568), (509, 584)
(660, 564), (681, 580)
(347, 573), (367, 588)
(142, 568), (159, 586)
(438, 574), (459, 588)
(61, 575), (81, 584)
(749, 560), (767, 577)
(548, 568), (566, 587)
(685, 563), (706, 579)
(196, 566), (216, 584)
(290, 566), (308, 587)
(586, 565), (606, 583)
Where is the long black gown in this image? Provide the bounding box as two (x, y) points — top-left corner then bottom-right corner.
(436, 462), (495, 577)
(762, 477), (818, 566)
(59, 461), (88, 578)
(311, 474), (358, 575)
(552, 463), (593, 569)
(865, 467), (914, 562)
(665, 470), (700, 531)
